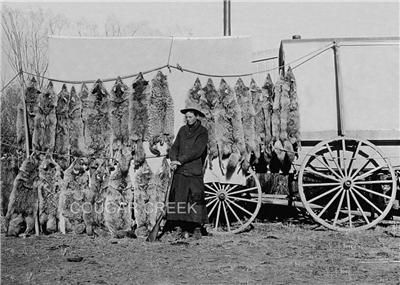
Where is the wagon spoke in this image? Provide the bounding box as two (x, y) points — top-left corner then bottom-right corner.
(342, 138), (348, 177)
(205, 195), (215, 200)
(326, 143), (344, 177)
(352, 188), (383, 215)
(227, 196), (259, 203)
(317, 189), (343, 218)
(307, 185), (342, 203)
(225, 200), (244, 226)
(305, 168), (340, 182)
(207, 199), (219, 217)
(353, 184), (391, 200)
(228, 186), (258, 196)
(303, 182), (340, 187)
(206, 197), (218, 208)
(349, 189), (370, 224)
(222, 202), (231, 232)
(347, 140), (362, 177)
(353, 180), (393, 185)
(225, 184), (239, 193)
(353, 165), (383, 181)
(314, 156), (342, 180)
(214, 202), (222, 229)
(350, 158), (372, 180)
(204, 190), (216, 196)
(333, 190), (346, 226)
(346, 190), (352, 228)
(226, 198), (253, 217)
(205, 184), (218, 193)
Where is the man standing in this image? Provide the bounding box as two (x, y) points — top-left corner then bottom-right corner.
(167, 107), (209, 237)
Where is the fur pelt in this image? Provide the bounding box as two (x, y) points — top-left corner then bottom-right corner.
(82, 79), (110, 157)
(55, 84), (70, 170)
(69, 86), (86, 157)
(200, 78), (219, 167)
(285, 66), (301, 145)
(185, 77), (204, 111)
(147, 71), (174, 147)
(235, 78), (256, 170)
(272, 73), (290, 141)
(104, 159), (134, 238)
(215, 79), (245, 177)
(16, 77), (40, 148)
(1, 154), (19, 216)
(58, 157), (90, 234)
(5, 153), (40, 236)
(32, 81), (57, 155)
(37, 155), (63, 234)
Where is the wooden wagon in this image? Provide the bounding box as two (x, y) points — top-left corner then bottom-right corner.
(204, 37), (400, 233)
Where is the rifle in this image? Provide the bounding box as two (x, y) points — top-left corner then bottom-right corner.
(146, 169), (174, 242)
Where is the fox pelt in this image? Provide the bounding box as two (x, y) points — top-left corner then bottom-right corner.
(234, 78), (256, 170)
(214, 79), (245, 177)
(55, 84), (70, 170)
(58, 157), (90, 235)
(104, 159), (134, 238)
(16, 77), (40, 149)
(285, 66), (301, 146)
(5, 153), (40, 237)
(38, 155), (63, 234)
(69, 86), (86, 157)
(81, 79), (110, 157)
(147, 71), (174, 150)
(32, 81), (57, 156)
(200, 78), (219, 167)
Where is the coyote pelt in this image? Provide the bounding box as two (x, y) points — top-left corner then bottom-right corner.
(5, 154), (40, 236)
(147, 71), (174, 146)
(38, 155), (63, 233)
(1, 154), (19, 216)
(81, 79), (110, 157)
(69, 86), (86, 157)
(272, 73), (290, 141)
(32, 81), (57, 155)
(235, 78), (256, 170)
(185, 78), (204, 111)
(200, 78), (219, 166)
(286, 66), (301, 145)
(104, 159), (134, 238)
(58, 157), (90, 234)
(55, 84), (70, 170)
(16, 77), (40, 148)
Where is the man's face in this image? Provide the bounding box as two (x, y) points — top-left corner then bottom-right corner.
(185, 112), (197, 125)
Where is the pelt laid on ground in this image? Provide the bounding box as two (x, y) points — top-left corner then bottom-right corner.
(54, 84), (70, 170)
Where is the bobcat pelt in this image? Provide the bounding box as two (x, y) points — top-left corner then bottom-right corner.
(16, 77), (40, 148)
(55, 84), (70, 170)
(32, 81), (57, 155)
(286, 67), (301, 145)
(82, 79), (110, 157)
(69, 85), (86, 157)
(235, 78), (256, 170)
(104, 159), (134, 238)
(214, 79), (245, 176)
(200, 78), (219, 167)
(58, 157), (90, 234)
(38, 155), (63, 234)
(147, 71), (174, 148)
(5, 154), (40, 237)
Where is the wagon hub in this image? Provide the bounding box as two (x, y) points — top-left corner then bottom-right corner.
(343, 179), (352, 190)
(218, 192), (226, 201)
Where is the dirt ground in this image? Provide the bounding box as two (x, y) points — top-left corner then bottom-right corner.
(2, 217), (400, 285)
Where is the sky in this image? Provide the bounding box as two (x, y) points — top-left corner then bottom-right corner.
(1, 0), (399, 83)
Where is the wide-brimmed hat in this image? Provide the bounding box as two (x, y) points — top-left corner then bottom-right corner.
(180, 107), (205, 117)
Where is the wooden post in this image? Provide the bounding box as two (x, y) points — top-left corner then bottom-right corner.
(333, 42), (344, 136)
(19, 71), (31, 158)
(223, 0), (231, 36)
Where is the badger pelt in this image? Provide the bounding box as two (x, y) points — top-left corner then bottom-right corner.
(69, 86), (86, 157)
(5, 153), (40, 237)
(1, 154), (19, 216)
(55, 84), (70, 170)
(58, 157), (90, 235)
(16, 77), (41, 148)
(285, 67), (301, 146)
(147, 71), (174, 149)
(38, 155), (63, 234)
(234, 78), (256, 170)
(104, 159), (134, 238)
(32, 81), (57, 155)
(199, 78), (219, 167)
(214, 79), (245, 176)
(82, 79), (110, 157)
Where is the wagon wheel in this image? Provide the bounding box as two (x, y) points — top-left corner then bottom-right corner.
(204, 169), (262, 234)
(298, 137), (397, 231)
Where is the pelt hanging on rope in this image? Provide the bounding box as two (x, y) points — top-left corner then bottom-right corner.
(54, 84), (70, 170)
(286, 66), (301, 147)
(69, 85), (86, 157)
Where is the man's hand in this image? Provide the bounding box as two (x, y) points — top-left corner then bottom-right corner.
(170, 160), (181, 170)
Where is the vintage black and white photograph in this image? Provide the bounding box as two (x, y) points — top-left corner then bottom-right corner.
(1, 0), (399, 284)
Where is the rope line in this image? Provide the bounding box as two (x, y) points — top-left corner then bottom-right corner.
(1, 72), (20, 92)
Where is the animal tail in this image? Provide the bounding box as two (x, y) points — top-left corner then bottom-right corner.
(226, 152), (240, 178)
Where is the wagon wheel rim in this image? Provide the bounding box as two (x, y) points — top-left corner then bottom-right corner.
(204, 169), (262, 234)
(298, 137), (397, 232)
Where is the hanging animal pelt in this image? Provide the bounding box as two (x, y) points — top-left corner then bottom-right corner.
(234, 78), (256, 170)
(185, 77), (204, 112)
(285, 66), (301, 147)
(16, 77), (40, 149)
(32, 81), (57, 155)
(54, 84), (70, 170)
(58, 157), (90, 235)
(104, 159), (134, 238)
(147, 71), (174, 148)
(38, 155), (63, 234)
(250, 79), (263, 161)
(81, 79), (110, 157)
(129, 73), (150, 168)
(215, 79), (245, 177)
(200, 78), (219, 167)
(68, 86), (86, 158)
(271, 73), (283, 142)
(5, 153), (40, 237)
(1, 155), (19, 216)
